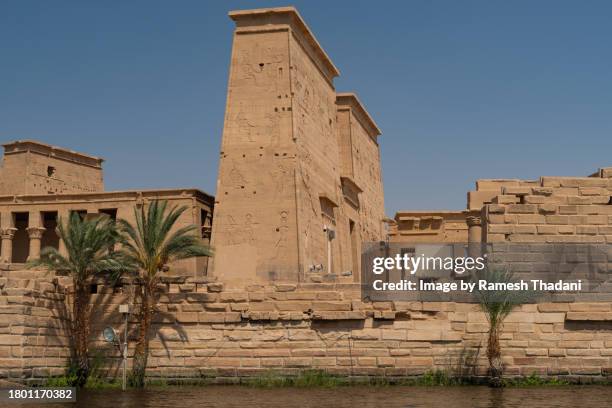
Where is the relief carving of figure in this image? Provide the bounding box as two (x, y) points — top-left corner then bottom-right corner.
(236, 111), (256, 143)
(264, 112), (281, 145)
(273, 211), (289, 259)
(270, 163), (288, 197)
(228, 160), (247, 188)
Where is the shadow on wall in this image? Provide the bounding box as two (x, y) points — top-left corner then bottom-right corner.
(87, 280), (191, 378)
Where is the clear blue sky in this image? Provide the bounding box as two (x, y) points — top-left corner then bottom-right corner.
(1, 1), (611, 214)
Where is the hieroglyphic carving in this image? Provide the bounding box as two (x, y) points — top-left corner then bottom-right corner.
(236, 110), (256, 143)
(232, 104), (281, 144)
(228, 160), (247, 190)
(235, 45), (285, 89)
(216, 214), (257, 246)
(265, 112), (281, 145)
(270, 161), (291, 197)
(272, 210), (289, 260)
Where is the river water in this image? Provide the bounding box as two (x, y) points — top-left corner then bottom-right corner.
(13, 385), (612, 407)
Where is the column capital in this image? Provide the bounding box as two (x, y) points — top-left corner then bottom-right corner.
(1, 228), (17, 240)
(27, 227), (46, 239)
(466, 216), (482, 227)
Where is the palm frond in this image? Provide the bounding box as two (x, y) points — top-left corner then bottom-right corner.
(117, 200), (212, 280)
(27, 212), (134, 284)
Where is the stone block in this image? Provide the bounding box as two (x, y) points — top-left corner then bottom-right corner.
(517, 214), (546, 224)
(186, 293), (217, 303)
(569, 303), (610, 312)
(523, 195), (547, 204)
(545, 215), (569, 224)
(351, 329), (380, 340)
(312, 301), (351, 311)
(220, 292), (248, 302)
(493, 195), (520, 205)
(565, 312), (612, 321)
(248, 302), (277, 311)
(514, 225), (537, 234)
(538, 203), (557, 214)
(535, 313), (565, 323)
(382, 329), (406, 341)
(198, 313), (226, 323)
(567, 196), (593, 205)
(276, 301), (311, 312)
(248, 292), (265, 302)
(559, 178), (607, 188)
(586, 215), (608, 225)
(205, 303), (229, 312)
(576, 225), (598, 235)
(488, 204), (506, 214)
(176, 312), (199, 323)
(502, 186), (533, 197)
(506, 204), (537, 214)
(525, 349), (548, 356)
(579, 187), (607, 196)
(285, 292), (317, 300)
(275, 284), (297, 292)
(316, 291), (342, 300)
(489, 224), (513, 234)
(536, 225), (557, 235)
(537, 303), (569, 312)
(230, 303), (249, 312)
(395, 357), (434, 367)
(207, 283), (224, 293)
(557, 225), (574, 234)
(312, 311), (366, 320)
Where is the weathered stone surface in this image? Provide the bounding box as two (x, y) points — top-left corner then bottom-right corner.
(566, 312), (612, 321)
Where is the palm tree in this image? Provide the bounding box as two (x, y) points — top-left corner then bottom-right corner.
(473, 267), (532, 387)
(117, 200), (212, 387)
(28, 212), (130, 387)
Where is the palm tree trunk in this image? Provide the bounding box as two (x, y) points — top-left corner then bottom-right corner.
(132, 281), (153, 387)
(72, 281), (91, 387)
(487, 325), (503, 387)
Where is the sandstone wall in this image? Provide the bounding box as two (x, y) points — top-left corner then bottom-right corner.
(0, 269), (71, 382)
(211, 8), (386, 286)
(3, 269), (611, 383)
(81, 280), (612, 381)
(289, 19), (343, 278)
(483, 172), (612, 244)
(210, 13), (301, 285)
(0, 141), (104, 196)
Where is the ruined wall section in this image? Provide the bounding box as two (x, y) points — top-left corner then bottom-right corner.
(211, 26), (299, 286)
(483, 171), (612, 244)
(389, 211), (468, 243)
(468, 179), (539, 212)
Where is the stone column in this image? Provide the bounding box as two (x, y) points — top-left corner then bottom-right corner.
(27, 227), (45, 261)
(466, 215), (482, 258)
(1, 228), (17, 264)
(467, 215), (482, 243)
